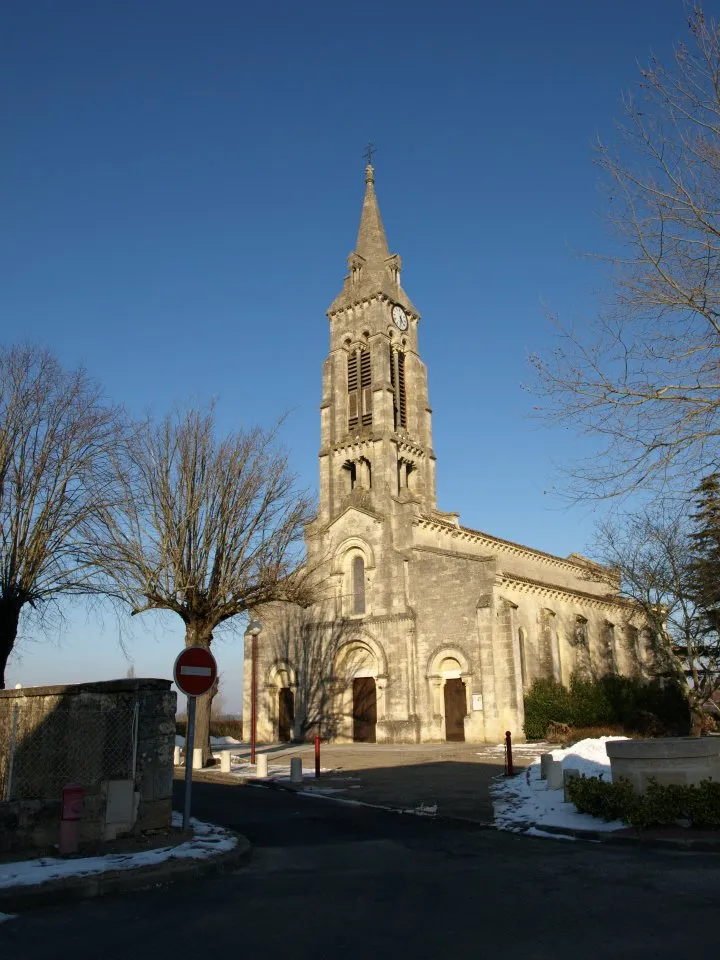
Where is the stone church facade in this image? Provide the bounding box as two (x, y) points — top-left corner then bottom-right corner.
(243, 164), (647, 744)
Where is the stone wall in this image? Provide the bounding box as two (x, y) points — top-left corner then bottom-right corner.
(0, 678), (175, 853)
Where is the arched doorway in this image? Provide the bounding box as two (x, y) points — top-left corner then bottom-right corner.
(353, 677), (377, 742)
(439, 656), (466, 743)
(336, 639), (386, 743)
(278, 687), (294, 743)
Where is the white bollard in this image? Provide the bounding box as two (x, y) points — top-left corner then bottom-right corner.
(256, 754), (268, 778)
(193, 747), (203, 770)
(540, 753), (553, 781)
(546, 759), (564, 790)
(220, 750), (232, 773)
(290, 756), (303, 783)
(174, 745), (182, 766)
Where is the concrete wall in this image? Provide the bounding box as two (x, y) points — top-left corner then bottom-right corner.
(0, 678), (175, 853)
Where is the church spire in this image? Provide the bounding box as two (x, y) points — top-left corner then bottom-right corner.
(328, 161), (417, 316)
(355, 164), (390, 262)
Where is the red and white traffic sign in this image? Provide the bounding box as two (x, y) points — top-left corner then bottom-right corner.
(173, 646), (217, 697)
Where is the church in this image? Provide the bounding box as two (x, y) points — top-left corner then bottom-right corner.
(243, 163), (646, 745)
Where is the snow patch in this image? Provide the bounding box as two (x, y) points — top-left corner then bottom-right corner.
(174, 735), (242, 749)
(0, 815), (237, 891)
(491, 736), (628, 838)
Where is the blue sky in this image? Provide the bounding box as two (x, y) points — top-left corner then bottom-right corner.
(1, 0), (700, 709)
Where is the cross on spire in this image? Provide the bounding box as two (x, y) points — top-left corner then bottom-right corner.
(363, 142), (376, 166)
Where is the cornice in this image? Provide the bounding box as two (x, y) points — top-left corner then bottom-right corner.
(412, 544), (494, 564)
(497, 572), (636, 612)
(414, 514), (613, 578)
(394, 436), (427, 459)
(331, 436), (378, 455)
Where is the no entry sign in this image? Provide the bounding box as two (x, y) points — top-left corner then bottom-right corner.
(173, 646), (217, 697)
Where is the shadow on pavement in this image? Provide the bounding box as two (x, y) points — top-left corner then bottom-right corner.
(296, 759), (506, 821)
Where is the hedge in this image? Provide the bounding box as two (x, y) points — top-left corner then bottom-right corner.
(523, 673), (690, 740)
(567, 775), (720, 828)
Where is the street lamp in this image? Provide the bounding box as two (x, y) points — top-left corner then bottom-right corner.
(247, 619), (262, 765)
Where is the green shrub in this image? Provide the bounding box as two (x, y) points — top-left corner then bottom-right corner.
(566, 774), (640, 822)
(523, 678), (572, 739)
(569, 675), (613, 727)
(522, 672), (691, 740)
(566, 775), (720, 828)
(642, 680), (691, 736)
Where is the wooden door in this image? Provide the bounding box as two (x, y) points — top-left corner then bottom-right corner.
(444, 678), (466, 742)
(352, 677), (377, 743)
(278, 687), (294, 743)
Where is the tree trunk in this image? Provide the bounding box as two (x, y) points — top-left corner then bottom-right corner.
(0, 599), (22, 690)
(690, 705), (707, 737)
(184, 622), (215, 766)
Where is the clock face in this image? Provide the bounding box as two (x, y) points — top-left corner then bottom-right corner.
(391, 304), (408, 330)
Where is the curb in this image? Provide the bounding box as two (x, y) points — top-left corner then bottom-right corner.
(191, 771), (720, 850)
(526, 822), (720, 851)
(0, 831), (251, 914)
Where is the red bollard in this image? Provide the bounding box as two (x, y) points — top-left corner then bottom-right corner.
(60, 784), (85, 855)
(504, 731), (514, 777)
(314, 734), (321, 779)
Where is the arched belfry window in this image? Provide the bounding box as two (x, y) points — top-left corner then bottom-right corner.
(348, 349), (372, 431)
(390, 347), (407, 430)
(352, 555), (366, 615)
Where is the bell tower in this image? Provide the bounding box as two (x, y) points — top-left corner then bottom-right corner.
(317, 164), (437, 525)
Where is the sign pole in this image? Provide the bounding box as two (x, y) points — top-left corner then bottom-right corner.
(183, 694), (197, 832)
(173, 645), (217, 834)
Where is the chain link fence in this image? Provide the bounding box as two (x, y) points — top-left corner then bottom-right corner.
(2, 697), (139, 802)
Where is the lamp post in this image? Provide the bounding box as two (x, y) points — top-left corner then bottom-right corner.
(247, 620), (262, 765)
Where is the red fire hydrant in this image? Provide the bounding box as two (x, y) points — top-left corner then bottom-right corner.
(60, 784), (85, 855)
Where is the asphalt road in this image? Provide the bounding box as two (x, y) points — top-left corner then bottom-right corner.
(2, 778), (720, 959)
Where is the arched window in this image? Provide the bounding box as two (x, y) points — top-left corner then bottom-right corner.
(518, 627), (528, 688)
(352, 555), (366, 615)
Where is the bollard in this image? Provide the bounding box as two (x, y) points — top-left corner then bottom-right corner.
(290, 756), (303, 783)
(193, 747), (203, 770)
(315, 734), (321, 779)
(546, 759), (564, 790)
(59, 784), (85, 855)
(256, 754), (268, 778)
(174, 745), (182, 767)
(504, 731), (515, 777)
(220, 750), (232, 774)
(540, 753), (553, 781)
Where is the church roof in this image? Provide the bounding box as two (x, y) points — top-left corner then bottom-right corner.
(328, 165), (418, 316)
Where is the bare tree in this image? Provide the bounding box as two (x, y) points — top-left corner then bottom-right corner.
(532, 7), (720, 499)
(591, 502), (718, 733)
(210, 673), (227, 719)
(0, 344), (119, 687)
(267, 606), (353, 741)
(91, 405), (315, 764)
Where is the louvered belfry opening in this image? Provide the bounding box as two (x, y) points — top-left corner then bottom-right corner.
(348, 348), (372, 431)
(360, 350), (372, 427)
(390, 347), (407, 430)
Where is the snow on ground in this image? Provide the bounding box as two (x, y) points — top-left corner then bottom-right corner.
(0, 815), (237, 891)
(479, 741), (556, 757)
(491, 737), (629, 836)
(174, 735), (241, 749)
(227, 759), (332, 780)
